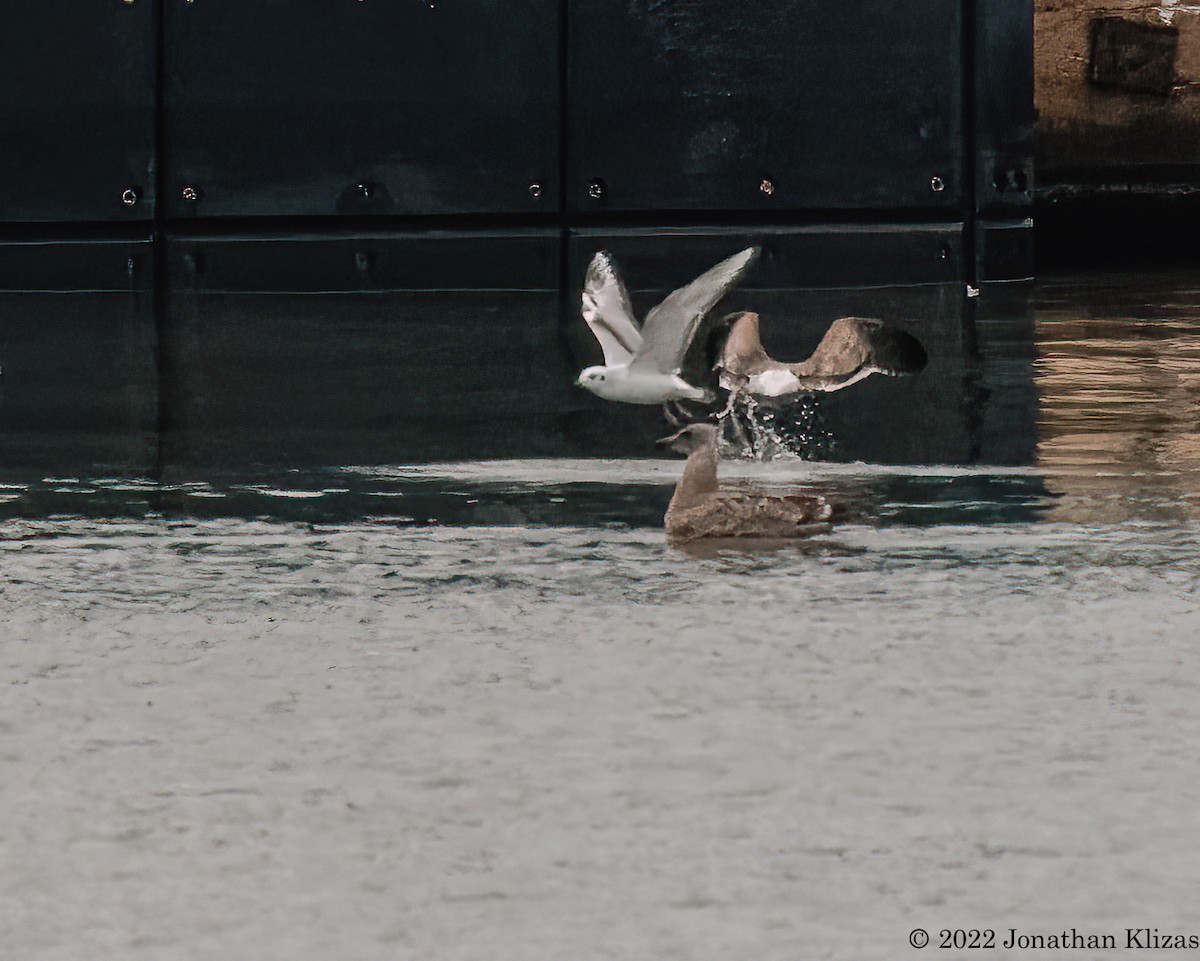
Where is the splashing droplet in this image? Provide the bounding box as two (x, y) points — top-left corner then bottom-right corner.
(718, 395), (835, 461)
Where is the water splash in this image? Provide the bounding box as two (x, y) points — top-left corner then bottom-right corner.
(718, 395), (836, 461)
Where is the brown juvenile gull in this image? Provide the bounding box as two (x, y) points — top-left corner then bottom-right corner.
(658, 423), (832, 542)
(716, 311), (928, 404)
(575, 247), (760, 404)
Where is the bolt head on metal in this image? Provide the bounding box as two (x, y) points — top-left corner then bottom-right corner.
(931, 175), (946, 193)
(528, 182), (542, 199)
(587, 180), (605, 200)
(759, 178), (775, 196)
(121, 188), (138, 206)
(182, 186), (199, 202)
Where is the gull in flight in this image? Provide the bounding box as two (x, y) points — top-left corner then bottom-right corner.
(716, 311), (927, 405)
(575, 246), (761, 405)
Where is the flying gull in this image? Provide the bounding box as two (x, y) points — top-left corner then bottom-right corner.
(575, 247), (761, 405)
(716, 311), (928, 404)
(658, 422), (833, 542)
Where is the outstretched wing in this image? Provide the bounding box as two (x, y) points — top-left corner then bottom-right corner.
(716, 311), (774, 378)
(581, 251), (643, 366)
(632, 246), (760, 375)
(791, 317), (928, 390)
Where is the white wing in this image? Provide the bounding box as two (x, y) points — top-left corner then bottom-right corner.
(581, 251), (643, 366)
(631, 246), (760, 375)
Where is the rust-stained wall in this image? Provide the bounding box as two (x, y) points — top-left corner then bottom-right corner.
(1036, 1), (1200, 179)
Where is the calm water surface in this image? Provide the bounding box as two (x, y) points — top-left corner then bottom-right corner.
(3, 270), (1199, 961)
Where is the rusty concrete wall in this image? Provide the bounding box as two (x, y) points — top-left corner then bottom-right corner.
(1036, 1), (1200, 180)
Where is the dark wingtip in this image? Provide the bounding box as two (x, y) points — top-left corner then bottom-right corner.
(874, 328), (929, 376)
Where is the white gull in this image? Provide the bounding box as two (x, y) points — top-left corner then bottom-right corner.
(575, 246), (760, 405)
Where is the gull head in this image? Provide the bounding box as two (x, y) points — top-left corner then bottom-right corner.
(657, 422), (718, 456)
(575, 365), (621, 400)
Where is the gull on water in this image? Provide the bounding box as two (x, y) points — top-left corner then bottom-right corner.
(575, 246), (761, 405)
(658, 422), (832, 542)
(716, 311), (928, 405)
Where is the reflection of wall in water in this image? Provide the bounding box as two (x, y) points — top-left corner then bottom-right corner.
(1035, 273), (1200, 522)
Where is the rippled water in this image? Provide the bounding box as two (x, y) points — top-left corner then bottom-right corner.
(3, 270), (1200, 960)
